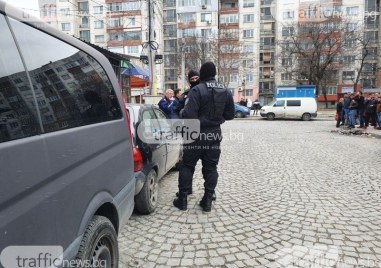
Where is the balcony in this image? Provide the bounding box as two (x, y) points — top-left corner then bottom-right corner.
(260, 44), (275, 50)
(260, 15), (275, 20)
(259, 60), (275, 65)
(261, 0), (273, 5)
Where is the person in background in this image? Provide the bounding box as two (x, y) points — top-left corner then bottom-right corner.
(246, 98), (253, 116)
(343, 93), (351, 126)
(172, 89), (182, 119)
(336, 98), (344, 128)
(158, 89), (175, 118)
(253, 100), (261, 115)
(376, 95), (381, 130)
(348, 93), (358, 128)
(356, 91), (365, 128)
(239, 98), (246, 106)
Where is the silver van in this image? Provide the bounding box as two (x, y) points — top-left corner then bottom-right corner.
(0, 2), (134, 267)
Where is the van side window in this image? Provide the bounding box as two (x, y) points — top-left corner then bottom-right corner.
(9, 18), (122, 133)
(287, 100), (301, 106)
(274, 100), (285, 107)
(0, 15), (40, 143)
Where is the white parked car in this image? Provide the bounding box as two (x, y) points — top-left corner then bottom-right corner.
(260, 97), (318, 121)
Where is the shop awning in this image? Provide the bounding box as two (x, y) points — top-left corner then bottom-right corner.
(121, 63), (150, 88)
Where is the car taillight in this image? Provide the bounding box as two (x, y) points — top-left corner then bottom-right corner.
(133, 147), (143, 172)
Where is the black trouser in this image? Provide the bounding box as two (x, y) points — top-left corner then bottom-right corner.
(178, 128), (222, 194)
(365, 112), (378, 126)
(336, 113), (343, 127)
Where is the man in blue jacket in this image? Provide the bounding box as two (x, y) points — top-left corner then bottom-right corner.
(173, 62), (235, 212)
(158, 89), (176, 119)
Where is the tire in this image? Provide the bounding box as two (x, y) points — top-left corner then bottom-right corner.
(267, 113), (275, 120)
(135, 169), (158, 214)
(302, 113), (311, 121)
(76, 215), (118, 268)
(235, 111), (243, 118)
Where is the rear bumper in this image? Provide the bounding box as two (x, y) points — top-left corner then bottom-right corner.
(134, 171), (147, 195)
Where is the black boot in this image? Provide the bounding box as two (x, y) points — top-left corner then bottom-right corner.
(199, 192), (214, 212)
(176, 187), (193, 197)
(173, 191), (188, 210)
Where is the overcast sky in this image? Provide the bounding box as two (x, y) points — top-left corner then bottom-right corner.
(3, 0), (40, 17)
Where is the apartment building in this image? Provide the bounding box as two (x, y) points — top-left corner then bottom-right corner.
(39, 0), (164, 95)
(39, 0), (381, 105)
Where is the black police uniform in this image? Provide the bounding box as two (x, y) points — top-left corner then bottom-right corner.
(173, 62), (235, 212)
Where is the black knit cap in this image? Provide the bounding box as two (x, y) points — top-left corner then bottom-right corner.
(188, 69), (199, 81)
(199, 62), (216, 81)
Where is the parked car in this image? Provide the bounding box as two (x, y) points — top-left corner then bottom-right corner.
(260, 97), (318, 121)
(0, 3), (135, 267)
(126, 104), (182, 214)
(235, 104), (250, 118)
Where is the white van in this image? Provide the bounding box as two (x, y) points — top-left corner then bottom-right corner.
(260, 97), (317, 121)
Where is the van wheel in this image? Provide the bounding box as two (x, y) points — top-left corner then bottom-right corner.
(235, 111), (243, 118)
(267, 113), (275, 120)
(76, 215), (118, 268)
(302, 113), (311, 121)
(135, 169), (158, 214)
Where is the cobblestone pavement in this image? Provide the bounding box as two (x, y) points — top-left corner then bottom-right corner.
(119, 119), (381, 268)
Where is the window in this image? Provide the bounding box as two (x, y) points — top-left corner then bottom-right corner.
(242, 60), (253, 68)
(283, 11), (294, 19)
(244, 74), (253, 82)
(95, 35), (104, 43)
(60, 8), (70, 16)
(243, 45), (254, 53)
(243, 14), (254, 23)
(9, 16), (123, 133)
(230, 74), (238, 83)
(346, 23), (357, 32)
(122, 1), (140, 11)
(201, 0), (211, 5)
(181, 28), (195, 37)
(61, 23), (70, 31)
(127, 46), (139, 54)
(243, 29), (254, 38)
(243, 0), (254, 8)
(244, 89), (252, 96)
(80, 30), (90, 42)
(78, 1), (89, 12)
(201, 29), (212, 37)
(282, 27), (294, 37)
(342, 71), (355, 80)
(178, 0), (196, 7)
(287, 100), (301, 107)
(274, 100), (285, 107)
(93, 6), (103, 14)
(281, 73), (292, 80)
(282, 58), (292, 66)
(201, 13), (212, 22)
(346, 6), (359, 16)
(94, 20), (103, 29)
(125, 31), (141, 40)
(342, 55), (355, 64)
(364, 31), (378, 42)
(164, 10), (176, 22)
(164, 25), (176, 37)
(178, 13), (195, 23)
(126, 18), (135, 26)
(0, 15), (40, 143)
(220, 14), (239, 24)
(108, 18), (121, 28)
(326, 86), (337, 95)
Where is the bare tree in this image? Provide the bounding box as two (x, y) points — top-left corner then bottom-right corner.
(175, 29), (252, 90)
(278, 19), (357, 107)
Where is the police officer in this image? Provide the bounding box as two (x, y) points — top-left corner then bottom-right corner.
(173, 62), (235, 212)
